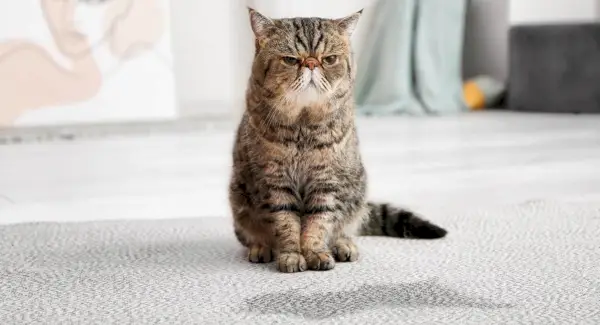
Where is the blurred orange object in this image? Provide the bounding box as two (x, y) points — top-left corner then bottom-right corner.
(462, 75), (505, 111)
(463, 80), (486, 110)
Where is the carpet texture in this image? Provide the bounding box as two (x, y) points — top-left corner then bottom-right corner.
(2, 200), (600, 324)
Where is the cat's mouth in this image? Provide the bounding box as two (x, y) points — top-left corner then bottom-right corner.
(304, 82), (324, 95)
(307, 78), (323, 89)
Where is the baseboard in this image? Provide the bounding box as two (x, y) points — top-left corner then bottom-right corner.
(0, 116), (236, 145)
(178, 100), (241, 119)
(0, 101), (242, 145)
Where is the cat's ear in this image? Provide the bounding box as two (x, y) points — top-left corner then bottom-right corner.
(248, 7), (275, 40)
(335, 10), (363, 36)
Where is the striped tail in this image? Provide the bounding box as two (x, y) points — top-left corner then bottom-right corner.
(360, 202), (448, 239)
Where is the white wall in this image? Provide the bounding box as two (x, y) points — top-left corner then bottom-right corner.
(463, 0), (509, 81)
(169, 0), (237, 117)
(509, 0), (599, 24)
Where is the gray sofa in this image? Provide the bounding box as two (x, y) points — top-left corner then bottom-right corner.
(508, 23), (600, 114)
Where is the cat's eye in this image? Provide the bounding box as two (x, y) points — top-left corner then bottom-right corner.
(282, 56), (300, 65)
(323, 55), (338, 65)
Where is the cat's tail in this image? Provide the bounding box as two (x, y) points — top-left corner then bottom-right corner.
(359, 202), (448, 239)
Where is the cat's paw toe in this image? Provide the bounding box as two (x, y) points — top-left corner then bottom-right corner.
(248, 245), (274, 263)
(277, 251), (307, 273)
(303, 250), (335, 271)
(332, 242), (359, 262)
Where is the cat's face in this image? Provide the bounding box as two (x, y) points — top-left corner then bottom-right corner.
(248, 9), (361, 121)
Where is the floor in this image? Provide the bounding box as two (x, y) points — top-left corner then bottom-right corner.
(1, 111), (600, 225)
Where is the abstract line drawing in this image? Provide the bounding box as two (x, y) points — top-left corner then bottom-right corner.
(0, 0), (167, 126)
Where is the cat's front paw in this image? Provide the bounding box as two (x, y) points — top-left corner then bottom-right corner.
(277, 251), (307, 273)
(248, 244), (274, 263)
(332, 239), (359, 262)
(303, 250), (335, 271)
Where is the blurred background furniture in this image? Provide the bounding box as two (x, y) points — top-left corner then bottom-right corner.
(508, 23), (600, 113)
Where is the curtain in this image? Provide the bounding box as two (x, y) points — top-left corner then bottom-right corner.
(354, 0), (468, 115)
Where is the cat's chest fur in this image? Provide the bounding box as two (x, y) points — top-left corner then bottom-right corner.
(258, 123), (356, 183)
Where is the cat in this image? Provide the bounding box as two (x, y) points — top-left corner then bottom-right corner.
(229, 8), (447, 273)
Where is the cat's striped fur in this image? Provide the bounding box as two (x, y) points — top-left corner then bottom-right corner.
(229, 9), (447, 273)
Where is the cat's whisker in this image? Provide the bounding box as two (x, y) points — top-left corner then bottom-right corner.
(315, 77), (326, 91)
(314, 75), (331, 93)
(290, 77), (302, 91)
(264, 102), (280, 130)
(309, 69), (329, 93)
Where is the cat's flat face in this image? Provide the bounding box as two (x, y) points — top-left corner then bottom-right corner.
(248, 9), (361, 121)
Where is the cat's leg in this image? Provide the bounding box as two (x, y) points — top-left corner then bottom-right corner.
(271, 211), (306, 273)
(301, 215), (336, 270)
(230, 180), (276, 264)
(301, 182), (357, 270)
(242, 205), (304, 272)
(230, 169), (305, 272)
(247, 171), (307, 272)
(330, 204), (367, 262)
(301, 193), (368, 270)
(236, 210), (304, 271)
(233, 219), (274, 263)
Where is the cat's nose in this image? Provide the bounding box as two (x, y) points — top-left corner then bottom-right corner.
(303, 57), (319, 71)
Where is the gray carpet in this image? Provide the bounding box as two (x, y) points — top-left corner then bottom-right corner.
(2, 200), (600, 324)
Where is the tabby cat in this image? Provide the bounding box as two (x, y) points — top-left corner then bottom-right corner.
(229, 8), (447, 273)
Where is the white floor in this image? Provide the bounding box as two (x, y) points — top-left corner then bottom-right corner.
(1, 112), (600, 225)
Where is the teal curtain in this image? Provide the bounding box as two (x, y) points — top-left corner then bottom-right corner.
(355, 0), (468, 115)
